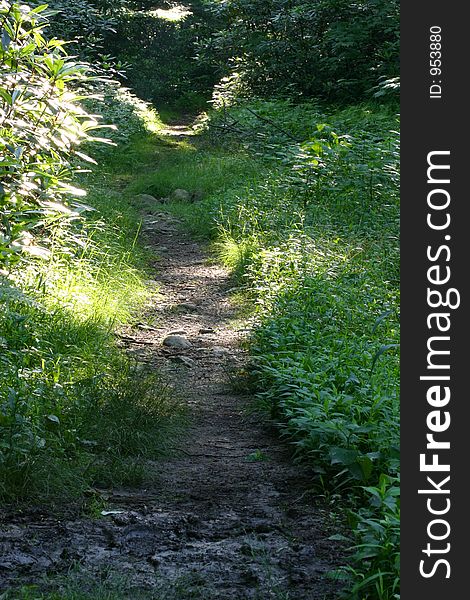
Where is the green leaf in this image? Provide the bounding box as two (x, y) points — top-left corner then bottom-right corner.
(329, 447), (359, 466)
(0, 87), (12, 105)
(356, 455), (373, 480)
(370, 344), (399, 374)
(372, 310), (393, 333)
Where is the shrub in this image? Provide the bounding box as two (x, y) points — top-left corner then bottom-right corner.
(196, 0), (399, 102)
(0, 1), (109, 265)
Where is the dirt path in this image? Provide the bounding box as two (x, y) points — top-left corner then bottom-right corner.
(0, 174), (344, 598)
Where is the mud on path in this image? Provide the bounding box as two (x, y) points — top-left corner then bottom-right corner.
(0, 194), (345, 598)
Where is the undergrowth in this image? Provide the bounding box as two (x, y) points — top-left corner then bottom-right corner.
(0, 84), (184, 506)
(150, 100), (400, 599)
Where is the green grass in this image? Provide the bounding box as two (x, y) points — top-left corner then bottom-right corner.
(0, 92), (186, 506)
(1, 571), (207, 600)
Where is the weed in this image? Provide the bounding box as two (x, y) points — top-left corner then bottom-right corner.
(246, 449), (269, 462)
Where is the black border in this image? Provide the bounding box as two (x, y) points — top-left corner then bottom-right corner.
(401, 3), (467, 596)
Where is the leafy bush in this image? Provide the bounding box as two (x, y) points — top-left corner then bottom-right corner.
(36, 0), (119, 59)
(83, 79), (163, 145)
(0, 1), (110, 265)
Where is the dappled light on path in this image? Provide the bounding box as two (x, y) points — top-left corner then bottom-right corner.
(158, 124), (196, 137)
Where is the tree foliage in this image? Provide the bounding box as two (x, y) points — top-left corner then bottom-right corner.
(0, 1), (108, 264)
(99, 1), (223, 111)
(197, 0), (399, 101)
(38, 0), (118, 56)
(37, 0), (399, 108)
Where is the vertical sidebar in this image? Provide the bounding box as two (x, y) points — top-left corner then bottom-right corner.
(401, 2), (468, 597)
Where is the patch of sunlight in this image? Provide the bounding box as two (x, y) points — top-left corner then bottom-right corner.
(159, 124), (196, 137)
(164, 137), (197, 152)
(14, 255), (148, 325)
(150, 5), (192, 21)
(113, 86), (163, 134)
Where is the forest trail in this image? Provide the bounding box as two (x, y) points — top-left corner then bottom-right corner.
(0, 128), (344, 599)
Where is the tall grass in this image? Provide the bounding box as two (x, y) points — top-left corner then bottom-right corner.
(3, 571), (206, 600)
(0, 89), (184, 506)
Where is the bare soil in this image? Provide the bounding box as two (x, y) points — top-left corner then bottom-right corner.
(0, 205), (345, 598)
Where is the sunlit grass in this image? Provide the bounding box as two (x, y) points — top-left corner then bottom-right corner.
(0, 99), (186, 505)
(15, 241), (147, 327)
(127, 146), (263, 201)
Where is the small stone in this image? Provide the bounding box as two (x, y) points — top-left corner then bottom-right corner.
(177, 302), (198, 312)
(191, 190), (204, 203)
(136, 193), (166, 205)
(101, 510), (125, 516)
(112, 513), (131, 526)
(199, 328), (214, 334)
(171, 188), (191, 202)
(163, 335), (192, 349)
(212, 346), (230, 356)
(173, 356), (195, 367)
(12, 553), (35, 567)
(136, 323), (158, 331)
